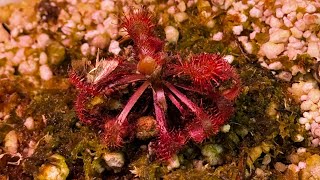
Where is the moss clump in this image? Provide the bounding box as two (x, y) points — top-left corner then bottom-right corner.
(129, 155), (162, 179)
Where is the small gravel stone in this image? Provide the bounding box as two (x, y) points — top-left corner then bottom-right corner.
(165, 26), (179, 43)
(108, 40), (121, 55)
(4, 130), (18, 154)
(308, 89), (320, 103)
(299, 117), (309, 125)
(80, 43), (90, 56)
(305, 123), (311, 131)
(260, 42), (284, 59)
(39, 52), (48, 65)
(232, 25), (243, 35)
(298, 162), (307, 169)
(302, 82), (317, 94)
(269, 16), (282, 28)
(307, 42), (320, 58)
(276, 8), (284, 18)
(277, 71), (292, 81)
(24, 117), (35, 130)
(274, 162), (287, 172)
(177, 1), (186, 12)
(290, 27), (303, 39)
(18, 60), (38, 75)
(90, 35), (110, 49)
(103, 152), (125, 169)
(315, 116), (320, 123)
(268, 61), (283, 70)
(39, 64), (53, 81)
(305, 4), (316, 13)
(311, 123), (320, 138)
(297, 147), (307, 154)
(269, 29), (291, 43)
(174, 12), (188, 22)
(282, 3), (297, 14)
(300, 100), (314, 111)
(101, 0), (115, 12)
(303, 112), (312, 119)
(249, 7), (262, 18)
(212, 32), (223, 41)
(311, 138), (320, 146)
(37, 33), (50, 48)
(224, 55), (234, 64)
(221, 124), (231, 133)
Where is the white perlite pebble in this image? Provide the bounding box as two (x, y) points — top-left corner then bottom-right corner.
(260, 42), (284, 59)
(276, 8), (284, 18)
(174, 12), (188, 22)
(167, 6), (176, 14)
(303, 112), (312, 120)
(300, 100), (314, 111)
(249, 7), (262, 18)
(18, 35), (33, 48)
(90, 35), (109, 49)
(103, 16), (118, 39)
(101, 0), (115, 12)
(310, 111), (319, 119)
(282, 2), (297, 14)
(4, 130), (18, 154)
(37, 33), (50, 49)
(298, 162), (307, 169)
(212, 32), (223, 41)
(221, 124), (231, 133)
(290, 27), (303, 39)
(299, 117), (309, 125)
(311, 138), (320, 146)
(297, 147), (306, 153)
(39, 52), (48, 65)
(18, 60), (38, 75)
(12, 48), (25, 66)
(108, 40), (121, 55)
(302, 82), (317, 93)
(224, 55), (234, 64)
(232, 25), (243, 35)
(81, 43), (90, 56)
(308, 89), (320, 103)
(300, 95), (308, 101)
(24, 117), (35, 130)
(277, 71), (292, 81)
(177, 1), (186, 12)
(294, 134), (304, 142)
(269, 29), (291, 43)
(307, 42), (320, 58)
(268, 61), (283, 70)
(165, 26), (179, 43)
(315, 116), (320, 123)
(305, 4), (316, 13)
(269, 16), (282, 28)
(305, 123), (311, 131)
(167, 155), (180, 171)
(103, 152), (125, 169)
(39, 65), (53, 81)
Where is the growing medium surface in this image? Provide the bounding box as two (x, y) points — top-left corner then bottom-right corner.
(0, 0), (320, 179)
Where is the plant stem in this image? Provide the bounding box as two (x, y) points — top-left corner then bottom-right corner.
(164, 82), (200, 114)
(117, 81), (150, 124)
(152, 85), (168, 134)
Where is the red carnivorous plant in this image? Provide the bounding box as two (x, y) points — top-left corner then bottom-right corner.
(69, 8), (241, 161)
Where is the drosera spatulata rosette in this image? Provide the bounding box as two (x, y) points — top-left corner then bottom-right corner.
(69, 7), (241, 162)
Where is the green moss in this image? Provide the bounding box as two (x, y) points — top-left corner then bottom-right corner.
(163, 168), (219, 180)
(129, 155), (162, 179)
(47, 41), (66, 65)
